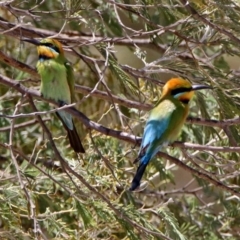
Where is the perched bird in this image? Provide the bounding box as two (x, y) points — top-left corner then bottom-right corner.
(130, 78), (212, 191)
(25, 38), (85, 153)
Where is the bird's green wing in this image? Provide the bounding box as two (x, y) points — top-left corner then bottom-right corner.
(65, 61), (75, 103)
(150, 98), (187, 143)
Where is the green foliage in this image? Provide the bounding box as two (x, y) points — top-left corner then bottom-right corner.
(158, 207), (186, 240)
(0, 0), (240, 239)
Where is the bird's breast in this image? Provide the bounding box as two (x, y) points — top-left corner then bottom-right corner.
(37, 60), (71, 104)
(149, 98), (189, 142)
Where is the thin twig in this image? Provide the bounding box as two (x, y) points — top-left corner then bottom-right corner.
(0, 117), (50, 132)
(8, 95), (42, 238)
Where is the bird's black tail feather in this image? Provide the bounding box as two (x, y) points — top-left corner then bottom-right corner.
(66, 123), (85, 153)
(129, 163), (148, 191)
(56, 112), (85, 153)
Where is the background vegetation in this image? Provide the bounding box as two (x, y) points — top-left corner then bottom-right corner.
(1, 0), (240, 239)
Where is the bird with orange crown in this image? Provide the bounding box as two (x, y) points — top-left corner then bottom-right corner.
(25, 38), (85, 153)
(130, 78), (212, 191)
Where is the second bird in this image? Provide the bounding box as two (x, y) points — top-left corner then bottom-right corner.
(130, 78), (212, 191)
(26, 38), (85, 153)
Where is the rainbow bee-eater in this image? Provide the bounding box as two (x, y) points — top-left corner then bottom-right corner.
(25, 38), (85, 153)
(130, 78), (212, 191)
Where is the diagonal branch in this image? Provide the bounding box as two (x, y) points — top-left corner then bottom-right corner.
(1, 73), (240, 130)
(159, 152), (240, 197)
(180, 0), (240, 45)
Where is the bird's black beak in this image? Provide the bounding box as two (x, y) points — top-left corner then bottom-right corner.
(192, 84), (213, 91)
(22, 38), (41, 46)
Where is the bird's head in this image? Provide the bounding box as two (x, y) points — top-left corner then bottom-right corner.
(161, 78), (212, 104)
(24, 38), (64, 60)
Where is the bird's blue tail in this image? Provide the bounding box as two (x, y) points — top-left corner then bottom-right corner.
(129, 154), (151, 191)
(129, 162), (147, 191)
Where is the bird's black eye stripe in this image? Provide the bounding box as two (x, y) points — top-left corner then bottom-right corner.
(41, 42), (60, 53)
(39, 54), (51, 60)
(171, 87), (192, 96)
(180, 99), (190, 104)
